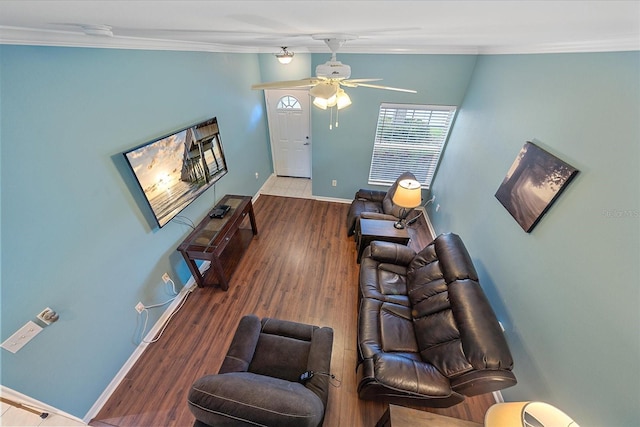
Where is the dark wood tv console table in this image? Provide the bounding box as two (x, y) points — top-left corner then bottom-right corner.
(177, 195), (257, 290)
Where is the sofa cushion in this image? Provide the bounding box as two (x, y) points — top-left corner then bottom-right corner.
(360, 256), (410, 307)
(359, 298), (419, 359)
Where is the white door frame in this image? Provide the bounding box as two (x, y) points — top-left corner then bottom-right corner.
(264, 89), (312, 178)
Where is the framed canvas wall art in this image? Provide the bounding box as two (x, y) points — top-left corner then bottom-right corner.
(495, 141), (579, 232)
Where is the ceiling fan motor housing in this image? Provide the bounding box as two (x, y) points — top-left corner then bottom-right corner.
(316, 61), (351, 80)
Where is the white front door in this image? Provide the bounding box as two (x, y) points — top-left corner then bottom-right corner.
(264, 89), (311, 178)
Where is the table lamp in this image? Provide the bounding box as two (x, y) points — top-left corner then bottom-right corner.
(391, 178), (422, 229)
(485, 402), (579, 427)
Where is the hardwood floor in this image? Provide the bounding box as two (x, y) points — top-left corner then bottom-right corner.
(90, 195), (494, 427)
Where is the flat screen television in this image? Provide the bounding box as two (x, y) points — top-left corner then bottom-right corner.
(124, 116), (228, 228)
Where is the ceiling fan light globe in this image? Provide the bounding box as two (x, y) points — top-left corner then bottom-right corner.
(336, 89), (352, 109)
(313, 97), (329, 110)
(276, 55), (293, 64)
(275, 47), (294, 64)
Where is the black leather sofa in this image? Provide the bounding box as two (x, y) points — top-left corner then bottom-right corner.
(357, 233), (516, 407)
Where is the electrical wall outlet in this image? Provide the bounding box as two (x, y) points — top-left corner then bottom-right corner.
(331, 179), (337, 187)
(436, 204), (441, 212)
(37, 307), (59, 325)
(255, 172), (259, 179)
(135, 302), (145, 313)
(1, 321), (43, 354)
(162, 273), (170, 283)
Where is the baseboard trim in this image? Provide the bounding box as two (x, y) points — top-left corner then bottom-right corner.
(313, 195), (352, 204)
(82, 269), (203, 423)
(416, 206), (437, 239)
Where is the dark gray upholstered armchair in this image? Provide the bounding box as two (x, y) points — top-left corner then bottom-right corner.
(188, 315), (334, 427)
(346, 171), (417, 236)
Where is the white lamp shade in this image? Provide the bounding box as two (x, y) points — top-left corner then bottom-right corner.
(392, 179), (422, 208)
(485, 402), (579, 427)
(313, 97), (328, 110)
(335, 89), (352, 109)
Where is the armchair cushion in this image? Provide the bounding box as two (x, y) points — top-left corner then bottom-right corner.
(189, 372), (324, 427)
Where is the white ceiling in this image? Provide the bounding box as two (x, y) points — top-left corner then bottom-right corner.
(1, 1), (639, 55)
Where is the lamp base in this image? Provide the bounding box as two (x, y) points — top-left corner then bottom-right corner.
(394, 221), (405, 229)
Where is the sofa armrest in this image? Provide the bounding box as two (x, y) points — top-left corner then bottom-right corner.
(450, 369), (517, 396)
(449, 281), (514, 371)
(371, 353), (452, 396)
(355, 189), (386, 202)
(369, 241), (416, 266)
(218, 315), (262, 374)
(305, 327), (334, 408)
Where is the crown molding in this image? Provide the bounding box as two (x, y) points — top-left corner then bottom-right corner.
(1, 25), (638, 55)
(479, 38), (640, 54)
(0, 26), (254, 52)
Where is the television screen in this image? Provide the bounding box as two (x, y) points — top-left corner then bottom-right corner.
(124, 117), (228, 228)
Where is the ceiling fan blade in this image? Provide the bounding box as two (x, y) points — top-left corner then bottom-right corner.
(351, 82), (417, 93)
(340, 78), (383, 87)
(251, 78), (319, 90)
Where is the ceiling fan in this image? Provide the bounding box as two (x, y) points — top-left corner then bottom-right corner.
(251, 34), (417, 113)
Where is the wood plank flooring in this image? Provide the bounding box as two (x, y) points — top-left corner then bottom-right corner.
(90, 195), (494, 427)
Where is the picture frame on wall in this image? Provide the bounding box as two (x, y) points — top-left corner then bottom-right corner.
(495, 141), (579, 233)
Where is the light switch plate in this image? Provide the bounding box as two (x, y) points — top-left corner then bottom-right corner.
(1, 321), (43, 354)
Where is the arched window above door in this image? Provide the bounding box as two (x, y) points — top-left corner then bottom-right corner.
(277, 95), (302, 110)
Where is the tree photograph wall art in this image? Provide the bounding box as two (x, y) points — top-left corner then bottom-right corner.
(495, 141), (579, 232)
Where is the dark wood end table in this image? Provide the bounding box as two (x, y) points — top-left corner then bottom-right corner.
(356, 218), (410, 263)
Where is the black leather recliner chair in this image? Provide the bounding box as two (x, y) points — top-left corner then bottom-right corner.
(188, 315), (334, 427)
(346, 171), (417, 236)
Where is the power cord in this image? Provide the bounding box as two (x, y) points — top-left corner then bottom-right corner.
(140, 289), (192, 344)
(136, 276), (193, 343)
(406, 195), (436, 226)
(299, 371), (342, 388)
(173, 215), (195, 230)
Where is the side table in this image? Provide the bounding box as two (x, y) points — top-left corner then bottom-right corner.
(356, 218), (410, 263)
(376, 405), (483, 427)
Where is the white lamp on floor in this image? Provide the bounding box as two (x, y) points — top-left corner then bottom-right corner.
(485, 402), (579, 427)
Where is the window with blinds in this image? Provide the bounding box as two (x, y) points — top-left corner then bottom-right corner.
(368, 103), (457, 189)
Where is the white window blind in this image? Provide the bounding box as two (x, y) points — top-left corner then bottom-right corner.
(368, 103), (456, 188)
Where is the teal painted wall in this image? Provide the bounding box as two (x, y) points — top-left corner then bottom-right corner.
(2, 45), (638, 425)
(429, 52), (640, 426)
(310, 53), (477, 199)
(0, 46), (272, 417)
